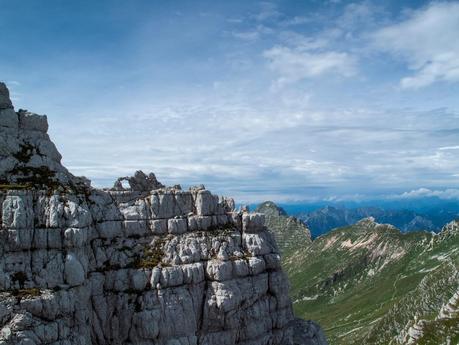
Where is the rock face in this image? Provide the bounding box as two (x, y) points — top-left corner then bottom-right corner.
(0, 83), (325, 345)
(0, 83), (13, 110)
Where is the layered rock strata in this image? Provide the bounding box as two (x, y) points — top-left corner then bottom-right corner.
(0, 83), (322, 345)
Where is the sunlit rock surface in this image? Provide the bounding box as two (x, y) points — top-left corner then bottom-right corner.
(0, 83), (327, 345)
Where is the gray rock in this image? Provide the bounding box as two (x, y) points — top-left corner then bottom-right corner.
(0, 82), (328, 345)
(2, 192), (34, 229)
(168, 218), (188, 234)
(18, 111), (49, 133)
(64, 253), (85, 286)
(150, 219), (168, 234)
(113, 170), (164, 192)
(193, 190), (218, 216)
(242, 213), (265, 233)
(0, 82), (13, 109)
(0, 109), (18, 128)
(292, 319), (329, 345)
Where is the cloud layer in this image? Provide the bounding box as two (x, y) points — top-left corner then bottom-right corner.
(393, 188), (459, 200)
(2, 0), (459, 203)
(372, 2), (459, 88)
(263, 47), (357, 87)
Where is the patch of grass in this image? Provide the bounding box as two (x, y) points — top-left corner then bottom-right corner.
(10, 165), (60, 190)
(206, 223), (236, 234)
(417, 317), (459, 344)
(282, 221), (459, 345)
(131, 237), (169, 269)
(4, 165), (90, 195)
(11, 288), (41, 299)
(0, 183), (32, 191)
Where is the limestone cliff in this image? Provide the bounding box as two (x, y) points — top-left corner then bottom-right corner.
(0, 83), (327, 345)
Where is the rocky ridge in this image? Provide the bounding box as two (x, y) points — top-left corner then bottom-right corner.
(297, 206), (446, 238)
(0, 83), (327, 345)
(255, 202), (311, 257)
(284, 214), (459, 344)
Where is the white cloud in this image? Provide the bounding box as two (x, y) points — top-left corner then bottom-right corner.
(439, 145), (459, 151)
(278, 31), (329, 51)
(372, 2), (459, 89)
(263, 46), (357, 86)
(260, 2), (382, 87)
(45, 85), (459, 203)
(393, 188), (459, 200)
(8, 1), (459, 203)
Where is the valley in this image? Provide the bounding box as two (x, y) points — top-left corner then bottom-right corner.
(261, 202), (459, 344)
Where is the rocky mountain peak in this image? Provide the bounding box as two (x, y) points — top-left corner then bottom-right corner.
(439, 219), (459, 237)
(355, 217), (399, 233)
(256, 201), (312, 256)
(255, 201), (288, 217)
(0, 83), (90, 192)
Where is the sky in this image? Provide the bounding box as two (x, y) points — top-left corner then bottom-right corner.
(1, 0), (459, 203)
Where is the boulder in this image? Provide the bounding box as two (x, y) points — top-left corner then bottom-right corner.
(18, 110), (49, 133)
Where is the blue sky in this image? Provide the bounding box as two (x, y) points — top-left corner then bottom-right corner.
(1, 0), (459, 202)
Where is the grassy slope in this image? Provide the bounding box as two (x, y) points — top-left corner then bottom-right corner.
(283, 219), (459, 345)
(256, 201), (312, 257)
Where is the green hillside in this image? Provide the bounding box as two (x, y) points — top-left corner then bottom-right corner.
(256, 201), (312, 257)
(282, 216), (459, 345)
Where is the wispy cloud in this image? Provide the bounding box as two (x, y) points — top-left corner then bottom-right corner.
(439, 145), (459, 151)
(3, 0), (459, 203)
(254, 2), (282, 22)
(372, 2), (459, 89)
(392, 188), (459, 200)
(263, 46), (357, 87)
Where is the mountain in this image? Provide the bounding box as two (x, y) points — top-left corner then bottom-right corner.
(0, 82), (327, 345)
(284, 217), (459, 344)
(255, 201), (312, 256)
(296, 206), (455, 238)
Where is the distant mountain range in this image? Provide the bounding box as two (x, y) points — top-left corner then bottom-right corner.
(295, 205), (459, 238)
(257, 202), (459, 344)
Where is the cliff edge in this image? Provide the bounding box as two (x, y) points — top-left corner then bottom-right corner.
(0, 83), (327, 345)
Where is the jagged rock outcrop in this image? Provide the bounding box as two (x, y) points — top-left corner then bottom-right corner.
(0, 83), (326, 345)
(0, 83), (89, 192)
(112, 171), (165, 192)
